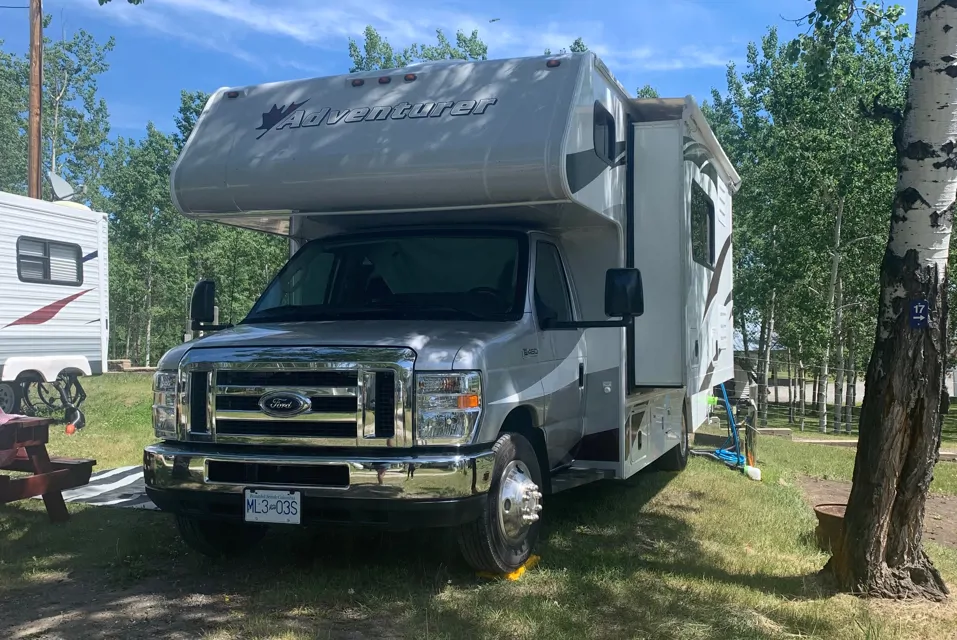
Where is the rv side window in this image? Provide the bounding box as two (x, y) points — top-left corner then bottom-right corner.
(690, 182), (715, 267)
(593, 101), (616, 166)
(534, 242), (573, 326)
(16, 237), (83, 286)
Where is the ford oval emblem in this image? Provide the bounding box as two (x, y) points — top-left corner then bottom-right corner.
(259, 391), (311, 418)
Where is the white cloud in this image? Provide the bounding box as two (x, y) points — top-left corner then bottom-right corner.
(59, 0), (736, 79)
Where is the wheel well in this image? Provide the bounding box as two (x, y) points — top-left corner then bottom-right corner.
(500, 405), (551, 494)
(15, 371), (43, 384)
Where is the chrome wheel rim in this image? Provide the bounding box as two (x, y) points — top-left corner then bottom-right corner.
(497, 459), (542, 545)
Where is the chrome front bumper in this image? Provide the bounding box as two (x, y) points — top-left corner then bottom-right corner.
(143, 442), (495, 501)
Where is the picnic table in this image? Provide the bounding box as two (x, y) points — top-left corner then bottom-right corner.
(0, 416), (96, 523)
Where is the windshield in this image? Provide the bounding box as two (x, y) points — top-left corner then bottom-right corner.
(244, 232), (528, 323)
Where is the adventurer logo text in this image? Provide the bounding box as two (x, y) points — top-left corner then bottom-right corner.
(255, 98), (498, 140)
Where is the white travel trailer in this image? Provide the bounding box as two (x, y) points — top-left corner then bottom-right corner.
(0, 191), (109, 423)
(146, 51), (739, 573)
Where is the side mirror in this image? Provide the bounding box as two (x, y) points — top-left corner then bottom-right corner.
(605, 268), (644, 318)
(190, 280), (216, 326)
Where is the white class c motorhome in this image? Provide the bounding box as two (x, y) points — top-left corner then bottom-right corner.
(0, 191), (109, 423)
(147, 52), (740, 573)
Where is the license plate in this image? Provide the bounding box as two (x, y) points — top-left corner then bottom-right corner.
(243, 489), (301, 524)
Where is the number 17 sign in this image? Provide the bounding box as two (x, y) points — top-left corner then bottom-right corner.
(909, 300), (930, 329)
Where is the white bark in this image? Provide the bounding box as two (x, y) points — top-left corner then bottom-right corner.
(819, 197), (845, 432)
(879, 0), (957, 338)
(834, 277), (845, 426)
(760, 293), (775, 428)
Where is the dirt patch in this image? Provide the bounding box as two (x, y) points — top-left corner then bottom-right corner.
(796, 476), (957, 550)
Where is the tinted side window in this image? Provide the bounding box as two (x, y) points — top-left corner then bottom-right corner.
(691, 182), (715, 267)
(534, 242), (573, 325)
(17, 237), (83, 286)
(593, 101), (616, 166)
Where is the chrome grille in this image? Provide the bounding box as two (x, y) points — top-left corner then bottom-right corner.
(178, 346), (414, 447)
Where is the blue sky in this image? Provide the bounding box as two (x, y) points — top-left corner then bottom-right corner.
(0, 0), (919, 139)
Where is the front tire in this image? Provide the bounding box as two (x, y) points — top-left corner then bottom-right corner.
(457, 433), (544, 574)
(175, 515), (267, 558)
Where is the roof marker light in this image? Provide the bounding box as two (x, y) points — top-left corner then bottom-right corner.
(404, 73), (417, 82)
(351, 79), (365, 87)
(378, 76), (391, 84)
(225, 90), (240, 99)
(546, 59), (561, 68)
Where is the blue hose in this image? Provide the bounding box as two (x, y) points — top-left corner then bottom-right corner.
(691, 382), (746, 468)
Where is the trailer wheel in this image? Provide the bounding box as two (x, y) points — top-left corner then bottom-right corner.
(175, 515), (267, 558)
(0, 383), (21, 414)
(457, 433), (543, 574)
(657, 405), (689, 472)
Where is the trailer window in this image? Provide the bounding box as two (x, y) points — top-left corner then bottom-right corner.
(534, 242), (573, 326)
(16, 237), (83, 286)
(690, 182), (715, 267)
(593, 101), (617, 166)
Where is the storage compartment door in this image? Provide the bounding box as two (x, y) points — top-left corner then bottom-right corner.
(630, 122), (683, 387)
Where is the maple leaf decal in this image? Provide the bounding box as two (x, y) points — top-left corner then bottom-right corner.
(255, 99), (309, 139)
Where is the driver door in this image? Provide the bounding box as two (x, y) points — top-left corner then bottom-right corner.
(533, 240), (585, 468)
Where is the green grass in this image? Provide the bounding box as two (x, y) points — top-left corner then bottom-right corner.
(1, 374), (956, 639)
(757, 403), (957, 449)
(756, 436), (957, 497)
(38, 372), (158, 469)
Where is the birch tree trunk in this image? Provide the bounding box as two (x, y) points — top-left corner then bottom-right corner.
(144, 267), (153, 368)
(819, 197), (846, 432)
(798, 341), (806, 430)
(760, 294), (776, 428)
(834, 278), (845, 427)
(827, 0), (953, 600)
(788, 348), (795, 423)
(844, 346), (855, 435)
(772, 363), (779, 405)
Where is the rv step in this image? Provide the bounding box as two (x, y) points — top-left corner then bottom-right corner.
(550, 467), (615, 494)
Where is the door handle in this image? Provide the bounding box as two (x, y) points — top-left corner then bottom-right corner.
(578, 362), (585, 389)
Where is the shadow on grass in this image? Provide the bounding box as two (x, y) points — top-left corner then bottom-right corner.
(0, 468), (835, 640)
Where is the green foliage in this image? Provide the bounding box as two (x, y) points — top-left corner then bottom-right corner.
(102, 94), (285, 365)
(706, 23), (906, 367)
(0, 24), (114, 198)
(787, 2), (909, 82)
(636, 84), (659, 98)
(43, 28), (116, 196)
(545, 37), (588, 56)
(348, 26), (487, 72)
(0, 41), (27, 194)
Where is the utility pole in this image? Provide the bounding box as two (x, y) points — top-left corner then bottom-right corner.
(27, 0), (43, 199)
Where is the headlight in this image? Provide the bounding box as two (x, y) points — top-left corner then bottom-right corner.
(415, 372), (482, 445)
(152, 371), (178, 439)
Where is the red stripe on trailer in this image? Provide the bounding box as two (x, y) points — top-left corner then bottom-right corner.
(4, 289), (93, 328)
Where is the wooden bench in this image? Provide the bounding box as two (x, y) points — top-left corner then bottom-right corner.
(0, 417), (96, 523)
